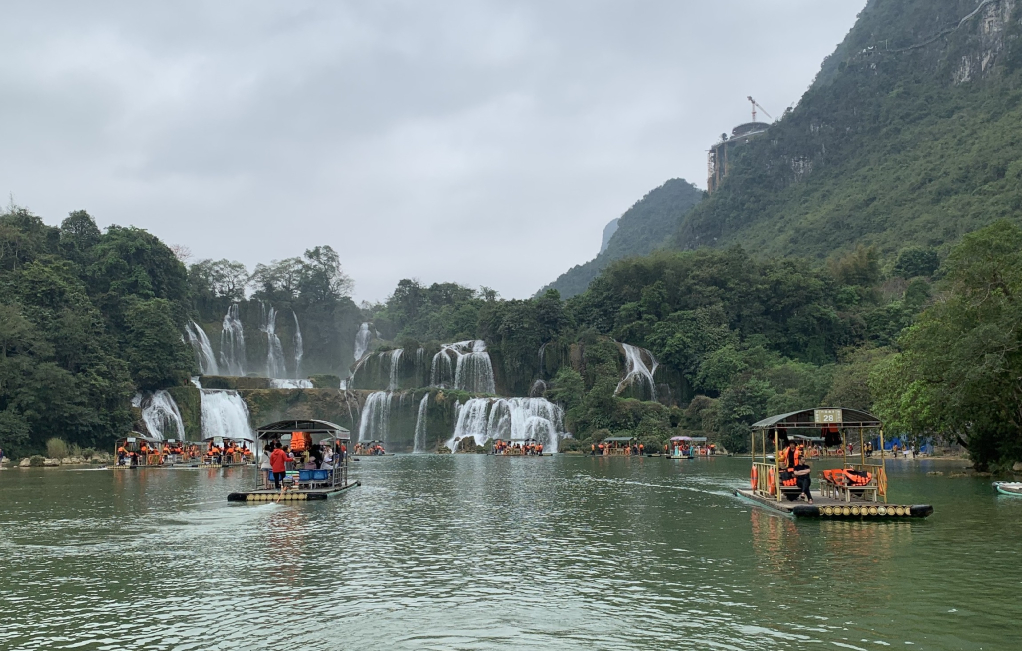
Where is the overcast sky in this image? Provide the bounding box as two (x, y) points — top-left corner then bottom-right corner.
(1, 1), (866, 303)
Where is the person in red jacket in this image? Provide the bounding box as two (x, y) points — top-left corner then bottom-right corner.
(269, 444), (291, 490)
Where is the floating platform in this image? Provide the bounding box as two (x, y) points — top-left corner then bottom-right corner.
(994, 482), (1022, 496)
(735, 489), (933, 519)
(228, 480), (361, 502)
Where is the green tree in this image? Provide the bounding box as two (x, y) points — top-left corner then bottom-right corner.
(123, 299), (194, 390)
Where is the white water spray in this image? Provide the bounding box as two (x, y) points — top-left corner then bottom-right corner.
(133, 391), (186, 440)
(445, 397), (565, 452)
(200, 390), (254, 442)
(358, 391), (393, 445)
(615, 343), (659, 401)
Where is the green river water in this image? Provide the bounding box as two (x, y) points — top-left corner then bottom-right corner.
(0, 456), (1019, 650)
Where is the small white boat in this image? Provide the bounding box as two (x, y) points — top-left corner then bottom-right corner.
(994, 482), (1022, 496)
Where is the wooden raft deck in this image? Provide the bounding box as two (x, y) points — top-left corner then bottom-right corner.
(228, 480), (361, 502)
(735, 489), (933, 519)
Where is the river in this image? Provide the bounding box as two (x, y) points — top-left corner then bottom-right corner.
(0, 456), (1019, 650)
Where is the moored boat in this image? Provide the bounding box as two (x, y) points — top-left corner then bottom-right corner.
(199, 437), (253, 467)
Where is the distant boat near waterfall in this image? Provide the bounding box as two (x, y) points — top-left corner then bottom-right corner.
(994, 482), (1022, 496)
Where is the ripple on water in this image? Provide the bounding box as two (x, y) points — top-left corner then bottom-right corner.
(1, 457), (1021, 650)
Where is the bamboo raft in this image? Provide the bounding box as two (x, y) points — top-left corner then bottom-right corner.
(228, 480), (361, 502)
(740, 407), (934, 520)
(735, 489), (933, 519)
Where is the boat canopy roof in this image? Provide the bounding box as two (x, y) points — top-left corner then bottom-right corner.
(792, 435), (825, 443)
(751, 408), (882, 431)
(120, 434), (162, 444)
(256, 419), (350, 442)
(671, 436), (708, 442)
(603, 436), (636, 443)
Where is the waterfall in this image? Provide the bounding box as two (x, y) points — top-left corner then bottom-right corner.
(358, 391), (393, 445)
(353, 322), (372, 361)
(538, 342), (548, 378)
(416, 348), (425, 386)
(388, 348), (404, 390)
(292, 310), (304, 379)
(615, 343), (659, 401)
(219, 304), (246, 376)
(262, 305), (286, 378)
(430, 349), (454, 387)
(269, 379), (313, 389)
(431, 340), (495, 393)
(530, 379), (547, 397)
(133, 390), (185, 441)
(185, 321), (219, 375)
(414, 393), (429, 453)
(445, 397), (565, 452)
(200, 389), (254, 442)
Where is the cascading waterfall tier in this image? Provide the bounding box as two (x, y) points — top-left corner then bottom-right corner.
(200, 389), (254, 442)
(446, 397), (565, 452)
(358, 391), (394, 445)
(430, 340), (495, 394)
(353, 322), (372, 362)
(388, 349), (404, 390)
(269, 379), (313, 389)
(615, 343), (659, 401)
(414, 393), (429, 453)
(185, 321), (219, 375)
(132, 391), (186, 441)
(291, 310), (304, 379)
(219, 304), (246, 376)
(262, 304), (287, 378)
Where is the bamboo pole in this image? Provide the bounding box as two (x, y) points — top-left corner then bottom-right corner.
(774, 429), (780, 502)
(859, 427), (865, 466)
(880, 428), (888, 504)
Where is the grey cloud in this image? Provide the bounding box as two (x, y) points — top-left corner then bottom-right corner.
(0, 0), (866, 302)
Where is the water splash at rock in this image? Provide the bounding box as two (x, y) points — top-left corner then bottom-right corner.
(615, 343), (658, 401)
(133, 391), (185, 440)
(200, 389), (253, 442)
(358, 391), (393, 445)
(269, 379), (313, 389)
(219, 304), (246, 376)
(431, 340), (495, 393)
(446, 397), (565, 452)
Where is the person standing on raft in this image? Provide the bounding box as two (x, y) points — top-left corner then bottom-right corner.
(269, 443), (291, 490)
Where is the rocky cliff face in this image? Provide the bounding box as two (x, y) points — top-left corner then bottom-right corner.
(672, 0), (1022, 259)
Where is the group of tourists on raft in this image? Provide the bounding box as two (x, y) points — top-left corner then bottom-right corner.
(590, 442), (647, 456)
(116, 440), (202, 466)
(261, 433), (347, 490)
(204, 440), (253, 465)
(353, 442), (385, 456)
(491, 440), (544, 455)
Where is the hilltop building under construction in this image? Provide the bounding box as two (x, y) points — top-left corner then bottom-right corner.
(707, 97), (773, 194)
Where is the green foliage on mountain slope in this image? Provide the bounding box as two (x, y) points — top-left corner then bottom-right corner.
(542, 179), (703, 298)
(673, 0), (1022, 261)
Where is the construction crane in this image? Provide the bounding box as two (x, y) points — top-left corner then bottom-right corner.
(747, 96), (773, 122)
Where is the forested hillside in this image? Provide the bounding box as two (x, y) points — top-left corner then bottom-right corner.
(541, 179), (702, 298)
(672, 0), (1022, 260)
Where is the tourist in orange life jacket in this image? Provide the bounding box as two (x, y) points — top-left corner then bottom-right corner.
(269, 442), (290, 489)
